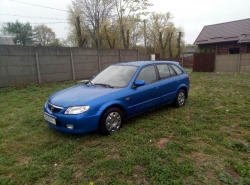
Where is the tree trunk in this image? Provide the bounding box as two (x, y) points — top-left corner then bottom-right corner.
(104, 26), (113, 49)
(112, 39), (116, 49)
(159, 32), (170, 58)
(76, 16), (83, 47)
(126, 29), (129, 49)
(121, 27), (126, 49)
(169, 33), (173, 58)
(176, 32), (181, 58)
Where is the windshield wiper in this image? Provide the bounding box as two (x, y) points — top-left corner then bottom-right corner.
(94, 83), (114, 88)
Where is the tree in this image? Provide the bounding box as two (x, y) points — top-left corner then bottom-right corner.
(34, 24), (56, 46)
(1, 20), (34, 45)
(114, 0), (152, 48)
(68, 0), (116, 48)
(146, 12), (184, 58)
(46, 38), (65, 47)
(66, 3), (84, 47)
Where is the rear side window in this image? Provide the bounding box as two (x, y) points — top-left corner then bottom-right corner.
(157, 64), (171, 79)
(170, 64), (183, 75)
(136, 65), (157, 85)
(169, 65), (176, 76)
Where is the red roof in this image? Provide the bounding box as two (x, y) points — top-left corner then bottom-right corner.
(194, 18), (250, 45)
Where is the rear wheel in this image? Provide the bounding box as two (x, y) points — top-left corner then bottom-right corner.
(100, 107), (124, 135)
(174, 89), (186, 108)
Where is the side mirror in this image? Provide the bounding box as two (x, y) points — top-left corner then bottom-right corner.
(134, 80), (145, 87)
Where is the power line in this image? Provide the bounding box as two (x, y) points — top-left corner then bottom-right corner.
(8, 0), (70, 12)
(30, 22), (68, 24)
(0, 14), (67, 20)
(0, 22), (68, 24)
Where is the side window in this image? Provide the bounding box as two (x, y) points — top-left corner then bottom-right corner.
(157, 64), (171, 79)
(136, 65), (157, 85)
(170, 64), (183, 75)
(169, 65), (176, 76)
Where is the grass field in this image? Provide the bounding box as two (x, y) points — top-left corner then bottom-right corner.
(0, 70), (250, 185)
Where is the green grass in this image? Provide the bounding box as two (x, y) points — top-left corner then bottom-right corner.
(1, 71), (250, 185)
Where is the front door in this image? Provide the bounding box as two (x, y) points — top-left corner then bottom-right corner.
(127, 65), (161, 116)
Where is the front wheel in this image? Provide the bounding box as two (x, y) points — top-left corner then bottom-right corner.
(100, 107), (124, 135)
(174, 89), (186, 108)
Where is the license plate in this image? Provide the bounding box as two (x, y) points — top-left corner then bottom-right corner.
(44, 113), (56, 125)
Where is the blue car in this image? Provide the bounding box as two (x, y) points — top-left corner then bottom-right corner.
(44, 61), (189, 135)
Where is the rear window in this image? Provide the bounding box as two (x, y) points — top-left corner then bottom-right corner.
(156, 64), (171, 79)
(170, 64), (183, 75)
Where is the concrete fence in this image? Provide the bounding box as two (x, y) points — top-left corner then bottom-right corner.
(0, 45), (150, 87)
(215, 54), (250, 74)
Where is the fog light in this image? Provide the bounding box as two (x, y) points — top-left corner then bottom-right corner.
(66, 124), (74, 129)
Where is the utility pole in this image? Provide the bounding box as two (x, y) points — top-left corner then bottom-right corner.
(96, 11), (100, 49)
(177, 32), (181, 58)
(119, 0), (122, 49)
(76, 16), (83, 47)
(169, 32), (173, 58)
(144, 19), (147, 55)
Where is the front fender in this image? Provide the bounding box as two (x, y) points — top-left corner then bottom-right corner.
(98, 100), (128, 113)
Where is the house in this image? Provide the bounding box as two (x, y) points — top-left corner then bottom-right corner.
(184, 46), (195, 57)
(0, 37), (15, 45)
(194, 18), (250, 55)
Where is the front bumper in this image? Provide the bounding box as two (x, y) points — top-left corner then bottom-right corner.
(44, 102), (101, 134)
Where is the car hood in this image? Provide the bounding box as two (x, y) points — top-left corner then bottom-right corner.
(49, 84), (121, 107)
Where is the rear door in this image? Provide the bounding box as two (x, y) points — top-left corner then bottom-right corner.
(156, 64), (178, 104)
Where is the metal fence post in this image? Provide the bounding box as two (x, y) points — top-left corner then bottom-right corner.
(238, 54), (241, 73)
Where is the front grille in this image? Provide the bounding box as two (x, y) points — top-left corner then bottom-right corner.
(48, 103), (63, 113)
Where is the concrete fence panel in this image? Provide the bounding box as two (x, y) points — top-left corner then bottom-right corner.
(0, 45), (145, 87)
(0, 46), (38, 87)
(139, 55), (150, 61)
(37, 47), (72, 83)
(215, 54), (250, 74)
(120, 49), (139, 62)
(100, 49), (120, 70)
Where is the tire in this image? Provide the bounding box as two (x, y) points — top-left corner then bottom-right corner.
(100, 107), (124, 135)
(174, 89), (186, 108)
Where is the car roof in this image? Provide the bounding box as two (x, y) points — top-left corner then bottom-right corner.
(114, 61), (180, 67)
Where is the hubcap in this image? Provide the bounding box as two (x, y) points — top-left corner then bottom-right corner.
(105, 112), (121, 133)
(178, 92), (185, 106)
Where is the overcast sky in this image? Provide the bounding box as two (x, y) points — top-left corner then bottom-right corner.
(0, 0), (250, 44)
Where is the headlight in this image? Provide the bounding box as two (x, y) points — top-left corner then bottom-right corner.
(64, 106), (90, 115)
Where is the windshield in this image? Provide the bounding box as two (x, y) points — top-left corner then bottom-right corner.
(91, 65), (138, 88)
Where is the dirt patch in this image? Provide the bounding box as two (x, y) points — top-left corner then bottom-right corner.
(221, 124), (249, 146)
(17, 156), (29, 165)
(191, 152), (222, 184)
(225, 167), (240, 181)
(156, 133), (173, 149)
(74, 169), (83, 181)
(133, 165), (144, 178)
(132, 166), (149, 184)
(106, 153), (120, 160)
